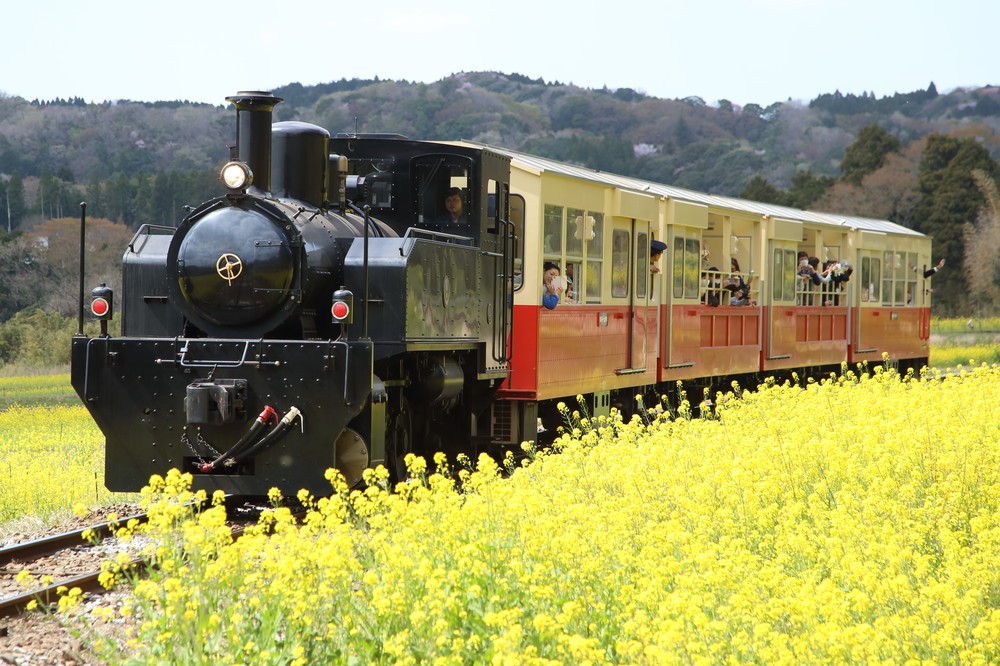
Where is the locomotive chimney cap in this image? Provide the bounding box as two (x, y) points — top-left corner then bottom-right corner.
(225, 91), (284, 107)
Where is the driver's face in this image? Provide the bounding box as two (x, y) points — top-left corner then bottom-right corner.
(445, 195), (463, 214)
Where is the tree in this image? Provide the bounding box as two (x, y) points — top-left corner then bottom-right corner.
(813, 146), (921, 225)
(785, 170), (835, 209)
(964, 169), (1000, 312)
(840, 124), (900, 185)
(5, 170), (25, 231)
(740, 175), (786, 205)
(673, 116), (693, 148)
(25, 217), (132, 316)
(915, 132), (1000, 313)
(0, 233), (50, 321)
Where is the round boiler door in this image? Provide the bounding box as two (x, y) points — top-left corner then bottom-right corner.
(175, 206), (294, 326)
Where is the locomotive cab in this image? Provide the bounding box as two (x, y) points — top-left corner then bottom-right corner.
(339, 144), (480, 237)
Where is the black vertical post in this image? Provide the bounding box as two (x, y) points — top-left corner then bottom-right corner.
(77, 202), (87, 335)
(362, 205), (370, 340)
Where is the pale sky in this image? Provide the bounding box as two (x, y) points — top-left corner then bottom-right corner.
(2, 0), (996, 107)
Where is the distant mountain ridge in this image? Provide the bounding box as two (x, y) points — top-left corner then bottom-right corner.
(3, 72), (997, 198)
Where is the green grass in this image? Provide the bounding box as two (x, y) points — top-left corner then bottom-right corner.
(0, 371), (77, 410)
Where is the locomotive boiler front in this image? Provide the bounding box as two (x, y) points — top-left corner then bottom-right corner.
(167, 199), (297, 336)
(164, 94), (358, 339)
(166, 195), (348, 338)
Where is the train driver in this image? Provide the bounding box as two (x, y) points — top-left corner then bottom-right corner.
(436, 187), (467, 224)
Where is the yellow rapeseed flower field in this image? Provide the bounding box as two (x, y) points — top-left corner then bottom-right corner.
(73, 364), (1000, 665)
(0, 403), (123, 525)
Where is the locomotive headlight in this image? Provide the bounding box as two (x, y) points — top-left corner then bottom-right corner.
(221, 161), (253, 191)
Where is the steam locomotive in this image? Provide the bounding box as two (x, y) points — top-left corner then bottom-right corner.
(72, 91), (516, 495)
(73, 89), (935, 497)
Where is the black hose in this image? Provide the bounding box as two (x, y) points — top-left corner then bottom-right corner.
(198, 406), (277, 472)
(230, 407), (302, 466)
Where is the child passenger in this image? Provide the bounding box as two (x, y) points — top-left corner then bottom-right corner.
(542, 261), (564, 310)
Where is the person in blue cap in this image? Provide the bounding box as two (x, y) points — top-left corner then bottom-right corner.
(650, 239), (667, 274)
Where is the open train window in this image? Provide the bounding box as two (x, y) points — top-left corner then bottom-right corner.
(412, 155), (473, 226)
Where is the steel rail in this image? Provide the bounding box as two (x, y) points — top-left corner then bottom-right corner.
(0, 508), (304, 619)
(0, 513), (148, 569)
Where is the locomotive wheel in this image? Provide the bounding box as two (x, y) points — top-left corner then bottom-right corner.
(334, 427), (369, 489)
(386, 397), (413, 482)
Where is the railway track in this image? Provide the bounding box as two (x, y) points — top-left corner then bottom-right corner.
(0, 503), (304, 619)
(0, 512), (149, 619)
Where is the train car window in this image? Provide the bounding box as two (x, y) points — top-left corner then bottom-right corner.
(567, 207), (585, 258)
(672, 236), (685, 299)
(587, 259), (602, 302)
(510, 194), (525, 291)
(568, 210), (602, 303)
(543, 205), (563, 256)
(772, 248), (796, 301)
(543, 203), (603, 303)
(683, 238), (700, 299)
(585, 212), (603, 302)
(894, 251), (907, 305)
(906, 252), (918, 305)
(669, 235), (701, 300)
(611, 230), (630, 298)
(860, 255), (881, 303)
(566, 207), (585, 304)
(636, 231), (648, 299)
(882, 250), (905, 306)
(783, 249), (796, 301)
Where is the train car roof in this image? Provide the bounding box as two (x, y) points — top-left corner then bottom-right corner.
(454, 141), (926, 239)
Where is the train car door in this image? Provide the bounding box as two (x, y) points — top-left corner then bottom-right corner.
(853, 249), (882, 355)
(629, 220), (657, 369)
(765, 240), (798, 362)
(628, 222), (653, 371)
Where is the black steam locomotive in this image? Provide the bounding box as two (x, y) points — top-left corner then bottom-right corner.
(72, 91), (516, 495)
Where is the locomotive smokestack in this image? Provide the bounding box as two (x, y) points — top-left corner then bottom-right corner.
(225, 91), (283, 194)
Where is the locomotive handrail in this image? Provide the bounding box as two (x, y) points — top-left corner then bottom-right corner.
(158, 339), (281, 368)
(127, 223), (178, 254)
(400, 226), (476, 256)
(493, 215), (516, 364)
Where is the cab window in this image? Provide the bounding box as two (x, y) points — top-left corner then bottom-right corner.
(412, 156), (472, 226)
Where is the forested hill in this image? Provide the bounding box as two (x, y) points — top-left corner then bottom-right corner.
(3, 73), (999, 199)
(1, 71), (999, 315)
